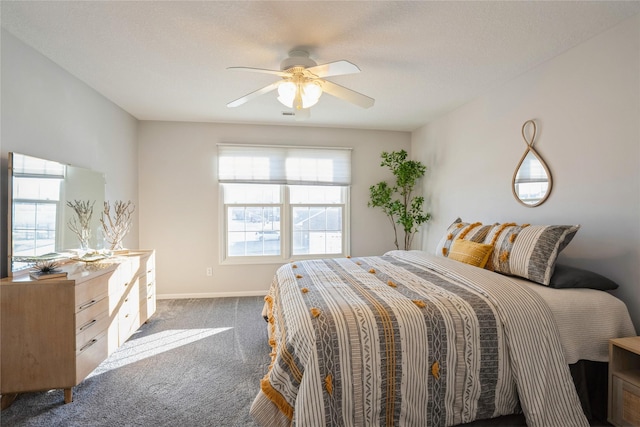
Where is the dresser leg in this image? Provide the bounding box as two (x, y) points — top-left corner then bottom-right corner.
(64, 388), (73, 403)
(1, 394), (18, 410)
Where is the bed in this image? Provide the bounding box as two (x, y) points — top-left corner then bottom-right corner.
(251, 221), (636, 427)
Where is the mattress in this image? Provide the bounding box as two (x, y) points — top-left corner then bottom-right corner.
(512, 276), (635, 364)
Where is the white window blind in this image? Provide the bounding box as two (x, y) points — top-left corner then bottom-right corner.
(13, 154), (65, 178)
(218, 145), (351, 185)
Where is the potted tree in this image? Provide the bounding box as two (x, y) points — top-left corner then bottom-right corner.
(368, 150), (431, 250)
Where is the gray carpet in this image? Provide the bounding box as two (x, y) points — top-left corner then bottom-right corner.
(1, 297), (271, 427)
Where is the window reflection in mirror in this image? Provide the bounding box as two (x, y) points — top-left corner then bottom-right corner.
(12, 155), (64, 259)
(8, 152), (106, 274)
(513, 152), (550, 205)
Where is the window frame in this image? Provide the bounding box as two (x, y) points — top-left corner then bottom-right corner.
(219, 184), (350, 265)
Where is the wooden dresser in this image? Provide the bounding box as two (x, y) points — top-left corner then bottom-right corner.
(0, 250), (156, 406)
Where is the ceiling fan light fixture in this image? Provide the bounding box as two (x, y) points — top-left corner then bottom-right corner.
(277, 80), (323, 110)
(277, 81), (297, 108)
(301, 81), (322, 108)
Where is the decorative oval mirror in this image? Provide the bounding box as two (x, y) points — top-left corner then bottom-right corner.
(512, 120), (552, 207)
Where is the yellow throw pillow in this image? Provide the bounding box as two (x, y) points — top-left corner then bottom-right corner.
(435, 218), (496, 257)
(448, 239), (494, 268)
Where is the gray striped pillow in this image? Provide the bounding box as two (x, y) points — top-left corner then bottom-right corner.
(484, 223), (580, 285)
(436, 218), (496, 257)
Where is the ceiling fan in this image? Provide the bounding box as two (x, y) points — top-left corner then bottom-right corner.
(226, 50), (375, 118)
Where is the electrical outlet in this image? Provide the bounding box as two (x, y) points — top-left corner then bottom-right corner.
(206, 267), (213, 276)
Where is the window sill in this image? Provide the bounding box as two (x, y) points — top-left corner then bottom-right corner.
(220, 253), (348, 266)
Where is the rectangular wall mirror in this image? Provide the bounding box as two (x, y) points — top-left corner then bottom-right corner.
(8, 152), (106, 275)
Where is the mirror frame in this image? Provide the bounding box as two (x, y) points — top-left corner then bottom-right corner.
(512, 120), (553, 208)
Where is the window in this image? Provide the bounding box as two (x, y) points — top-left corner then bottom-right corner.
(291, 186), (344, 256)
(224, 184), (282, 257)
(218, 145), (351, 262)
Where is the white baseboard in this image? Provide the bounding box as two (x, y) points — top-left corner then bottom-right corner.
(157, 290), (268, 300)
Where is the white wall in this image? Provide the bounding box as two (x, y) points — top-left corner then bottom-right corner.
(412, 15), (640, 330)
(1, 29), (139, 276)
(138, 121), (410, 298)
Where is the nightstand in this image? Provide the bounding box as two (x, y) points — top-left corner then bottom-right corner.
(609, 337), (640, 426)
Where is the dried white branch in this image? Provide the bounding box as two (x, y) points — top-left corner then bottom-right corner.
(100, 200), (135, 250)
(67, 200), (94, 249)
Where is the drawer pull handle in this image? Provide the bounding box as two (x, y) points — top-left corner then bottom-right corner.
(123, 282), (129, 287)
(79, 338), (97, 353)
(78, 300), (97, 311)
(147, 269), (152, 274)
(79, 319), (97, 331)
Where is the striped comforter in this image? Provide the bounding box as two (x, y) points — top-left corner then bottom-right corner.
(251, 251), (589, 427)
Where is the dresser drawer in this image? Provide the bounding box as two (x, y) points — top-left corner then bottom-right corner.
(75, 275), (109, 311)
(139, 288), (156, 321)
(139, 254), (155, 277)
(612, 374), (640, 426)
(144, 265), (155, 284)
(76, 331), (108, 382)
(126, 256), (141, 280)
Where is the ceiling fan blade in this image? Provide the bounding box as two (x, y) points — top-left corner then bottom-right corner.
(320, 80), (375, 109)
(227, 81), (280, 108)
(227, 66), (290, 77)
(305, 60), (360, 78)
(294, 108), (310, 121)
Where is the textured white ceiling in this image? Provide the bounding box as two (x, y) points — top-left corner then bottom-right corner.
(2, 1), (639, 132)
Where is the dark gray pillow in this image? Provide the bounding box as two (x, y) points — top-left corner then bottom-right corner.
(549, 264), (618, 290)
